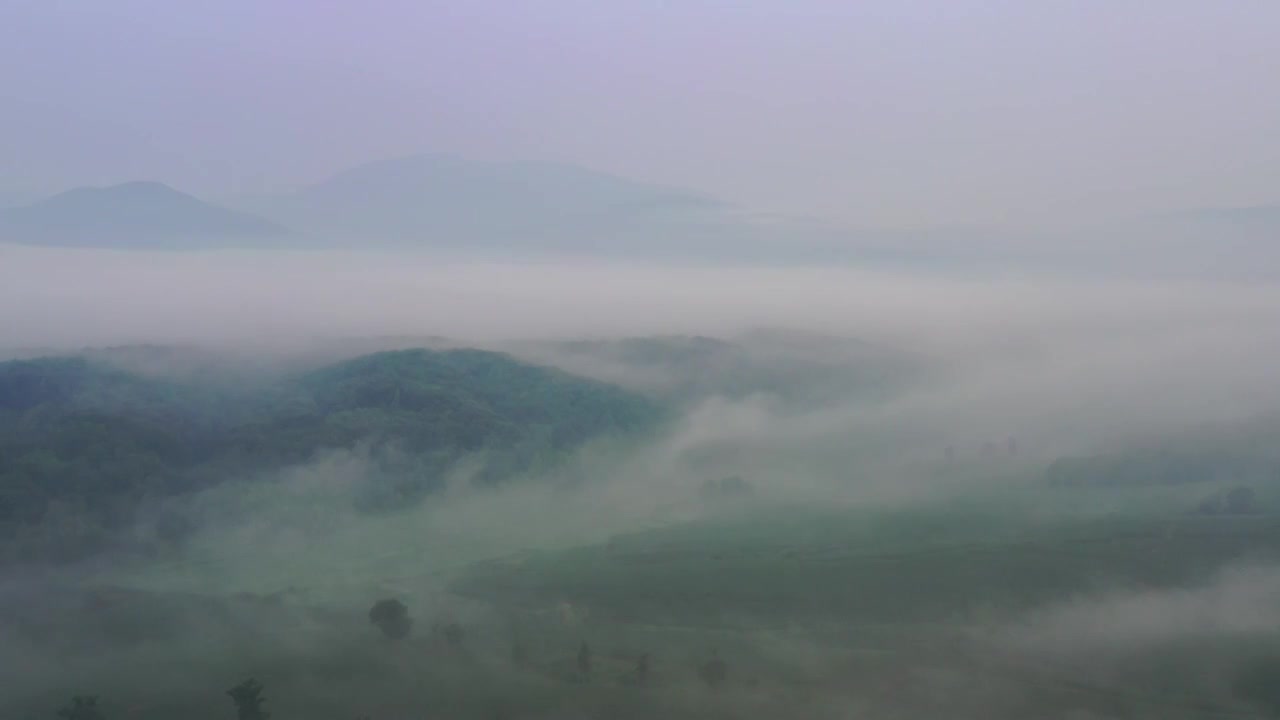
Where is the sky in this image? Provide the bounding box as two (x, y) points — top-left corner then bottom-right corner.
(2, 1), (1279, 227)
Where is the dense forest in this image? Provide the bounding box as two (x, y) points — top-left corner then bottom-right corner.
(5, 338), (1280, 719)
(1045, 418), (1280, 491)
(0, 348), (662, 563)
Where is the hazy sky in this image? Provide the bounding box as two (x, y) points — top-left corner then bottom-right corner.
(3, 1), (1278, 226)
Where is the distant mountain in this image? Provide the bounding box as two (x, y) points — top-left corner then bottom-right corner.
(0, 188), (43, 211)
(0, 181), (286, 248)
(234, 153), (746, 252)
(0, 158), (1039, 267)
(230, 153), (1037, 264)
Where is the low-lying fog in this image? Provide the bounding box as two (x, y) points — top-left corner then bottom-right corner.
(6, 242), (1280, 444)
(4, 244), (1280, 718)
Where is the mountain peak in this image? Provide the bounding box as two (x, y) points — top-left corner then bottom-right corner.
(53, 180), (196, 200)
(1, 181), (286, 247)
(100, 179), (184, 194)
(240, 153), (726, 246)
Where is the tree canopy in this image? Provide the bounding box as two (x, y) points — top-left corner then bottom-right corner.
(0, 348), (663, 563)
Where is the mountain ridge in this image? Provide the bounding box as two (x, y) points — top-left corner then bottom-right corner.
(0, 346), (663, 562)
(232, 153), (729, 248)
(0, 181), (286, 248)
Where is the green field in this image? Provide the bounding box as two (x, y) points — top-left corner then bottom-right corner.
(10, 479), (1280, 719)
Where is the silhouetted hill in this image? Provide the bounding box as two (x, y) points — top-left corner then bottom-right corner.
(0, 181), (286, 247)
(232, 154), (1013, 264)
(235, 153), (735, 250)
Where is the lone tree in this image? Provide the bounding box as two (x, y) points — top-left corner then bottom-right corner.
(369, 598), (413, 640)
(699, 651), (727, 690)
(57, 696), (106, 720)
(1197, 486), (1260, 516)
(227, 679), (269, 720)
(577, 642), (592, 678)
(443, 621), (464, 649)
(510, 638), (528, 667)
(1225, 486), (1259, 515)
(700, 476), (754, 502)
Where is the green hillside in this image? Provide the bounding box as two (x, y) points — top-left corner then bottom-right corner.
(449, 498), (1280, 626)
(0, 349), (662, 562)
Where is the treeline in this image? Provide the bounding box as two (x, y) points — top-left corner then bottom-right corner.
(52, 662), (732, 719)
(53, 680), (269, 720)
(46, 594), (736, 720)
(1046, 443), (1280, 489)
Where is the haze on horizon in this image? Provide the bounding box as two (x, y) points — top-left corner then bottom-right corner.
(9, 5), (1280, 719)
(3, 1), (1279, 228)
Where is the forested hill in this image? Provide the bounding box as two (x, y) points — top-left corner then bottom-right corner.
(0, 348), (662, 562)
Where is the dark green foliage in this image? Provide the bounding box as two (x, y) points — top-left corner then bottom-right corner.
(1196, 486), (1260, 516)
(699, 652), (727, 689)
(1225, 486), (1259, 514)
(1047, 448), (1280, 488)
(1048, 450), (1227, 487)
(443, 621), (464, 649)
(0, 357), (238, 561)
(293, 349), (658, 453)
(699, 476), (754, 501)
(227, 679), (269, 720)
(368, 598), (412, 640)
(453, 507), (1280, 626)
(510, 639), (528, 667)
(7, 499), (1280, 720)
(1233, 656), (1280, 715)
(1046, 417), (1280, 489)
(0, 349), (662, 563)
(56, 695), (105, 720)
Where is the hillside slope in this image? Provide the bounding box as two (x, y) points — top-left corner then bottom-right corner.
(0, 348), (662, 561)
